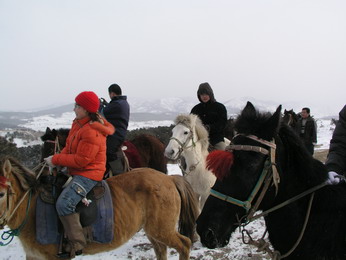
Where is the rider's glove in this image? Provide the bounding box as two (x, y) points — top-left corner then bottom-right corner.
(326, 171), (344, 185)
(44, 155), (56, 168)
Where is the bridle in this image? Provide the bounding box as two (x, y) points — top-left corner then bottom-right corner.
(44, 136), (62, 155)
(210, 134), (279, 219)
(169, 124), (201, 176)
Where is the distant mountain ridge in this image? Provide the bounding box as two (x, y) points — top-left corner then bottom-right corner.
(0, 96), (337, 130)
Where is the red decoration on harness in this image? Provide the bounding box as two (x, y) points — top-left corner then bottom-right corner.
(0, 176), (9, 188)
(207, 150), (234, 181)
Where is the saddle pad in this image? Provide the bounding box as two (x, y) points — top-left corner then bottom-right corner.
(36, 196), (61, 244)
(123, 141), (142, 168)
(36, 180), (114, 244)
(91, 180), (114, 243)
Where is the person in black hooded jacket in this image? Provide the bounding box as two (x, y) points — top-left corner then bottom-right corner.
(191, 82), (228, 150)
(325, 105), (346, 184)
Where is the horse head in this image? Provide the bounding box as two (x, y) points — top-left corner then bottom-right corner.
(0, 157), (36, 229)
(282, 109), (299, 128)
(40, 127), (70, 161)
(197, 101), (283, 248)
(164, 114), (209, 161)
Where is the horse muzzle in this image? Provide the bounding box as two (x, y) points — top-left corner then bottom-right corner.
(199, 227), (229, 249)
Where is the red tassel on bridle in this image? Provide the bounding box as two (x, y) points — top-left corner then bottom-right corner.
(207, 150), (234, 180)
(0, 176), (9, 188)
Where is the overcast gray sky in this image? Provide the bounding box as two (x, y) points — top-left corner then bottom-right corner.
(1, 0), (345, 113)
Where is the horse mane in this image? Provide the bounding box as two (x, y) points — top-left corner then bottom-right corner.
(0, 156), (37, 191)
(278, 123), (326, 186)
(234, 104), (280, 141)
(174, 114), (209, 151)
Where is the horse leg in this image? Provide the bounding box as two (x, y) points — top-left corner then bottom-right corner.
(199, 192), (208, 210)
(146, 229), (191, 260)
(147, 235), (167, 260)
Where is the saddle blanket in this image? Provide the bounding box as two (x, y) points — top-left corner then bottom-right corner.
(36, 180), (114, 244)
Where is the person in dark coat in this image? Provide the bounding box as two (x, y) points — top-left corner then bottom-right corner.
(191, 82), (228, 150)
(99, 84), (130, 175)
(325, 105), (346, 184)
(295, 107), (317, 155)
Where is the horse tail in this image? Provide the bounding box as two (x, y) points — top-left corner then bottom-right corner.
(207, 150), (234, 181)
(171, 175), (199, 241)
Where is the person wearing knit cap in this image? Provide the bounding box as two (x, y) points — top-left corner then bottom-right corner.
(99, 84), (130, 176)
(44, 91), (114, 258)
(191, 82), (228, 150)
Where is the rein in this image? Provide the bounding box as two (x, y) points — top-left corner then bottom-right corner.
(0, 161), (46, 246)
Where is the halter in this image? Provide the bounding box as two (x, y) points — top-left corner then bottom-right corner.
(210, 134), (279, 216)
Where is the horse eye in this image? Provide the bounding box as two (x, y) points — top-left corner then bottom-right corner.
(0, 192), (5, 198)
(184, 131), (189, 135)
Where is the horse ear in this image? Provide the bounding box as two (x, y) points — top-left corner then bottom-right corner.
(242, 101), (256, 117)
(2, 159), (12, 179)
(45, 127), (51, 134)
(266, 105), (282, 134)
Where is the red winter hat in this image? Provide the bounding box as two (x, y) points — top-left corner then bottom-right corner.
(75, 91), (100, 113)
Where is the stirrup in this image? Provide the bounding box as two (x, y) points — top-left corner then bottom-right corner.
(56, 250), (82, 259)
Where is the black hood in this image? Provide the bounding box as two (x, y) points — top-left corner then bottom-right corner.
(197, 82), (216, 103)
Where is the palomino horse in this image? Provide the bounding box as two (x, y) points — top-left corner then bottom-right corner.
(0, 156), (199, 260)
(197, 102), (346, 259)
(164, 114), (216, 210)
(41, 127), (168, 174)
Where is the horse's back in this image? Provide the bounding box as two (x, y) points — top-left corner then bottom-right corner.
(105, 168), (182, 240)
(106, 168), (180, 213)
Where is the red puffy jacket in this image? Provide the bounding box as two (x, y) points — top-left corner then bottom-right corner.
(52, 116), (115, 181)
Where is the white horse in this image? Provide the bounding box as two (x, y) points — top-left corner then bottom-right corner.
(165, 114), (216, 210)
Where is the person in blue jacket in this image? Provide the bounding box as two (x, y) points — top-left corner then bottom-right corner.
(99, 84), (130, 175)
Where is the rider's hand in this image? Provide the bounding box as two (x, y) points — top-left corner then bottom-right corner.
(44, 155), (56, 168)
(100, 98), (108, 106)
(326, 171), (344, 185)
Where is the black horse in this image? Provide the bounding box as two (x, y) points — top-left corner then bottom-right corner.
(282, 108), (299, 129)
(197, 102), (346, 259)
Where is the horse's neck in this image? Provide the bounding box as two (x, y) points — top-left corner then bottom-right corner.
(182, 142), (207, 168)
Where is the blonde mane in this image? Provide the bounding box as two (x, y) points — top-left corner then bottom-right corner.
(0, 156), (36, 191)
(174, 114), (209, 151)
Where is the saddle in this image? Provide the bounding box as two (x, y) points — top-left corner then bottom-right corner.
(36, 174), (114, 245)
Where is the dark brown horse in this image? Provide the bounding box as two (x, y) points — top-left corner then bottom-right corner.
(0, 156), (199, 259)
(282, 109), (299, 129)
(41, 127), (167, 174)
